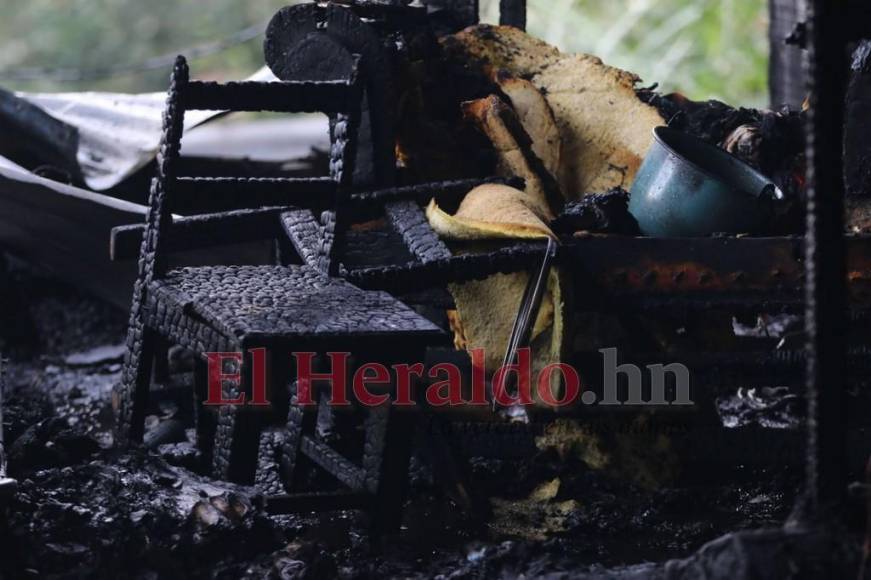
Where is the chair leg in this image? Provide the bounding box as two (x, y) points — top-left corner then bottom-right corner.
(193, 356), (216, 471)
(152, 336), (171, 385)
(426, 418), (490, 524)
(114, 323), (158, 447)
(211, 357), (262, 483)
(280, 381), (318, 491)
(367, 406), (416, 537)
(0, 252), (38, 350)
(255, 430), (285, 495)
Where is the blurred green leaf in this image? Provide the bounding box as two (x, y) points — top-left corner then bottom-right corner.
(0, 0), (768, 106)
(486, 0), (769, 106)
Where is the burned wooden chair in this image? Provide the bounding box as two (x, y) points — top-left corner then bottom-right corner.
(113, 56), (446, 524)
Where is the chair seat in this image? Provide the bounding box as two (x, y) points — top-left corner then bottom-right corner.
(147, 265), (443, 347)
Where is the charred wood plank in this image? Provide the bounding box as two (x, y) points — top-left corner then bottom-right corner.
(110, 207), (288, 261)
(351, 236), (871, 309)
(845, 40), (871, 197)
(385, 201), (451, 263)
(113, 177), (516, 260)
(170, 177), (336, 214)
(280, 209), (322, 269)
(349, 242), (547, 293)
(803, 0), (849, 515)
(769, 0), (807, 108)
(499, 0), (527, 30)
(299, 435), (366, 491)
(349, 176), (522, 208)
(183, 80), (362, 114)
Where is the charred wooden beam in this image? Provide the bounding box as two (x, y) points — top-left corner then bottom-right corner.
(350, 176), (520, 208)
(803, 0), (849, 517)
(182, 79), (362, 114)
(350, 236), (871, 310)
(280, 209), (322, 270)
(169, 177), (336, 214)
(112, 177), (517, 260)
(422, 0), (480, 32)
(0, 88), (82, 183)
(385, 201), (452, 263)
(110, 207), (288, 261)
(499, 0), (526, 30)
(845, 40), (871, 197)
(769, 0), (807, 108)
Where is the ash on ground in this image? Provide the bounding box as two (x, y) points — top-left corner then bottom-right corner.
(0, 260), (859, 579)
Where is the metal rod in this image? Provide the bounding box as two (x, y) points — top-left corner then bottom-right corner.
(803, 0), (849, 516)
(494, 238), (557, 409)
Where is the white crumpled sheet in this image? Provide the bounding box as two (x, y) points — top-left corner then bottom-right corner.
(16, 66), (277, 191)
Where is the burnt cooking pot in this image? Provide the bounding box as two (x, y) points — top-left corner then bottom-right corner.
(628, 126), (783, 237)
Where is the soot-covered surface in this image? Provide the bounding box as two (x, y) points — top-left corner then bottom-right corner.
(0, 258), (858, 578)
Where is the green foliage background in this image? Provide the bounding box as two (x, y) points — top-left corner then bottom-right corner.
(0, 0), (768, 106)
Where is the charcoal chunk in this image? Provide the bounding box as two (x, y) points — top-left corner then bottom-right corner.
(551, 188), (640, 236)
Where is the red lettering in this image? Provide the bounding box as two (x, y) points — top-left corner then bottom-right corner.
(469, 348), (488, 405)
(492, 348), (534, 406)
(204, 352), (245, 405)
(537, 364), (580, 407)
(293, 352), (350, 406)
(248, 348), (270, 406)
(394, 363), (425, 406)
(426, 363), (464, 406)
(353, 363), (391, 406)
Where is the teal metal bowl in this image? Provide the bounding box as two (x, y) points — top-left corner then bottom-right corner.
(628, 126), (783, 237)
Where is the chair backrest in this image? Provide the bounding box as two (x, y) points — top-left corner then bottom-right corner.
(137, 55), (363, 284)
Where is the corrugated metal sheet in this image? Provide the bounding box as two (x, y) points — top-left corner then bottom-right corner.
(15, 66), (277, 190)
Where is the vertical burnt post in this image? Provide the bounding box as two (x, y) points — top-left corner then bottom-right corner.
(500, 0), (526, 30)
(0, 356), (16, 500)
(769, 0), (807, 108)
(803, 0), (849, 516)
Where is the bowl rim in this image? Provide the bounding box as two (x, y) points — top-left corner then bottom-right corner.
(650, 126), (781, 200)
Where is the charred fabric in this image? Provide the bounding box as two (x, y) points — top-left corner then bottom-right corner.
(0, 0), (868, 578)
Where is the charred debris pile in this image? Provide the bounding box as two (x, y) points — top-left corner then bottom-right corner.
(0, 0), (868, 578)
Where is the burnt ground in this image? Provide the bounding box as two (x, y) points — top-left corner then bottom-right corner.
(0, 257), (863, 579)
